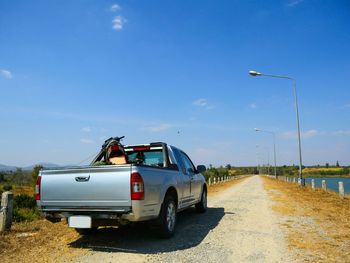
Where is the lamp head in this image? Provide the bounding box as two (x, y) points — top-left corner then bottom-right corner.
(249, 70), (262, 76)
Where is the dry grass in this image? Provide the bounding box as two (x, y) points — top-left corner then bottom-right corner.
(11, 185), (34, 196)
(208, 176), (251, 197)
(0, 220), (85, 263)
(303, 167), (344, 174)
(263, 177), (350, 262)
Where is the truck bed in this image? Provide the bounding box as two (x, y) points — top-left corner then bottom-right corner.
(40, 165), (133, 212)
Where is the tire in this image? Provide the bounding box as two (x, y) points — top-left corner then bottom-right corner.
(159, 194), (177, 238)
(195, 188), (207, 213)
(75, 227), (98, 235)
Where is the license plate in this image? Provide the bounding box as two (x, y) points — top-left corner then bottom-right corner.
(68, 216), (92, 228)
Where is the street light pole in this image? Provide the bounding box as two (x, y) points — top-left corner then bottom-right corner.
(250, 71), (304, 185)
(255, 129), (277, 179)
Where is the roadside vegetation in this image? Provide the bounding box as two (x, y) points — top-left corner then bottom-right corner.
(204, 164), (349, 181)
(302, 167), (349, 177)
(0, 165), (42, 223)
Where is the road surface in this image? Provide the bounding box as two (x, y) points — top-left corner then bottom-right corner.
(72, 176), (293, 263)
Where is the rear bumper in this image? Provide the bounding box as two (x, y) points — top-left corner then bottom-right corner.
(38, 200), (161, 223)
(39, 206), (130, 223)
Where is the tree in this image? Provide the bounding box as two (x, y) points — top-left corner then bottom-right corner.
(0, 173), (4, 183)
(325, 163), (329, 168)
(336, 160), (340, 167)
(225, 164), (232, 170)
(31, 165), (43, 186)
(10, 168), (27, 185)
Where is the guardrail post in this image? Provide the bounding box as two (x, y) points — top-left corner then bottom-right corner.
(311, 179), (315, 190)
(213, 177), (216, 184)
(0, 191), (14, 232)
(322, 180), (327, 191)
(339, 182), (345, 198)
(208, 177), (211, 186)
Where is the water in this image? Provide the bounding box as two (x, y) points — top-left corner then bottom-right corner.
(305, 177), (350, 194)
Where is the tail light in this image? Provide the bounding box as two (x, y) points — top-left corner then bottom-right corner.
(35, 176), (41, 201)
(131, 172), (144, 200)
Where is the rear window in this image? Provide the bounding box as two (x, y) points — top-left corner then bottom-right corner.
(126, 148), (164, 167)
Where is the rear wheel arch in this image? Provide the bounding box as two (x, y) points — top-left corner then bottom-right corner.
(163, 186), (178, 208)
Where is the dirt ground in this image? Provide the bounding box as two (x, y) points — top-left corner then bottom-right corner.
(0, 176), (250, 263)
(262, 176), (350, 262)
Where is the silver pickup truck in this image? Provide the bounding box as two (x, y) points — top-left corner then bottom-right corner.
(36, 141), (207, 238)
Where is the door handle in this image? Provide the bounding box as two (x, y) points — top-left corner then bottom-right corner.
(75, 176), (90, 182)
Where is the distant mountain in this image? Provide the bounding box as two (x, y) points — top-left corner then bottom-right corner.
(0, 164), (18, 172)
(0, 162), (61, 172)
(22, 163), (61, 171)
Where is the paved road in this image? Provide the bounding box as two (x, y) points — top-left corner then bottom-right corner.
(72, 176), (293, 263)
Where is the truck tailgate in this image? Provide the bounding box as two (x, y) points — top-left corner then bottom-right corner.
(40, 165), (132, 210)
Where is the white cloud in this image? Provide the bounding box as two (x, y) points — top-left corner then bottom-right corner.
(80, 138), (94, 144)
(111, 4), (120, 12)
(112, 16), (126, 31)
(281, 129), (320, 139)
(143, 123), (173, 132)
(332, 130), (350, 136)
(344, 104), (350, 108)
(193, 98), (215, 110)
(249, 103), (257, 109)
(193, 98), (208, 107)
(81, 127), (92, 132)
(0, 69), (13, 79)
(281, 129), (350, 139)
(287, 0), (304, 7)
(302, 130), (320, 138)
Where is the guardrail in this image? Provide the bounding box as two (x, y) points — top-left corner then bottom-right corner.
(206, 174), (251, 186)
(264, 175), (347, 199)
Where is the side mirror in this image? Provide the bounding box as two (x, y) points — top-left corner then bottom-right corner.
(196, 165), (206, 173)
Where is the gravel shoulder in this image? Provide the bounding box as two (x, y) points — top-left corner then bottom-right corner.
(75, 175), (293, 263)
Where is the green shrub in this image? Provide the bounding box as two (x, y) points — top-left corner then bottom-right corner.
(3, 184), (13, 191)
(13, 194), (39, 222)
(13, 208), (40, 222)
(14, 194), (36, 209)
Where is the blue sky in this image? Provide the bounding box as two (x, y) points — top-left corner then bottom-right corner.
(1, 0), (349, 167)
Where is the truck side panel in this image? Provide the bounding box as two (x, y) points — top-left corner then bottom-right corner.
(127, 165), (182, 221)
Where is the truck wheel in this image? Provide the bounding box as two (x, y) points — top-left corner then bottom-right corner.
(195, 188), (207, 213)
(75, 227), (98, 235)
(159, 194), (177, 238)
